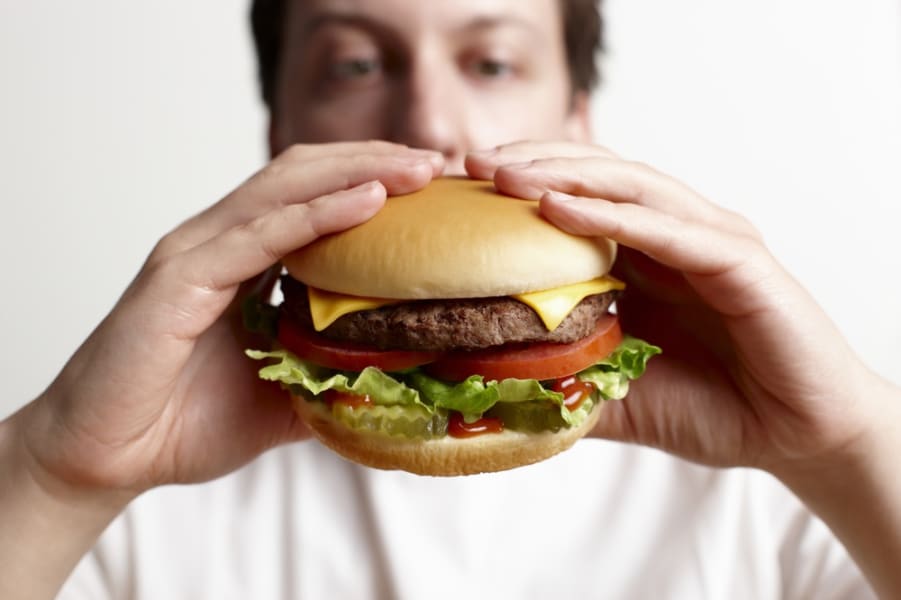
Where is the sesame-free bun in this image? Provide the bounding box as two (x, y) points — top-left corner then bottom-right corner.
(293, 394), (603, 476)
(283, 177), (617, 299)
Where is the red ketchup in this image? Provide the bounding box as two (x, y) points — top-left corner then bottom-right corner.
(552, 376), (595, 411)
(448, 412), (504, 438)
(324, 390), (373, 408)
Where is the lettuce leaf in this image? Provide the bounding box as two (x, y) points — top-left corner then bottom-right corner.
(578, 336), (661, 401)
(246, 335), (660, 429)
(246, 350), (425, 408)
(406, 372), (567, 424)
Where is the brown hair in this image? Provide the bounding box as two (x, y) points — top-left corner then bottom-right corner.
(250, 0), (604, 109)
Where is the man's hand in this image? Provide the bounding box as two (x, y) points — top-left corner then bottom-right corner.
(0, 141), (443, 600)
(468, 141), (901, 596)
(468, 140), (885, 469)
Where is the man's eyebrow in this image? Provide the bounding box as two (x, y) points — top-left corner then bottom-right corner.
(301, 12), (396, 39)
(300, 12), (541, 39)
(456, 15), (543, 37)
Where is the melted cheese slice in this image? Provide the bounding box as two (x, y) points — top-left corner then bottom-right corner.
(307, 287), (401, 331)
(307, 276), (625, 332)
(512, 276), (624, 330)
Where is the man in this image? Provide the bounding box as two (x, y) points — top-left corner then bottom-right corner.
(1, 0), (898, 597)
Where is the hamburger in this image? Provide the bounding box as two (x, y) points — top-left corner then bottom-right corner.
(247, 177), (659, 476)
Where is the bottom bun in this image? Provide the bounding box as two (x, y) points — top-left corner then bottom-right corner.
(292, 395), (603, 476)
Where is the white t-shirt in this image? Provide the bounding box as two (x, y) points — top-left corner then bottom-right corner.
(59, 440), (873, 599)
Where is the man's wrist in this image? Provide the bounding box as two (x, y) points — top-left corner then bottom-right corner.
(771, 374), (900, 495)
(0, 409), (134, 600)
(771, 375), (901, 598)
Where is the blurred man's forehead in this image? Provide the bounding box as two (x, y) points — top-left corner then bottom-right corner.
(286, 0), (562, 40)
(271, 0), (580, 160)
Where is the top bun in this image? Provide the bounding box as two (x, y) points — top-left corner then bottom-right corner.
(283, 177), (616, 299)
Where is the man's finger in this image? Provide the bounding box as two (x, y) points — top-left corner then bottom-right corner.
(494, 157), (761, 241)
(138, 181), (387, 341)
(538, 191), (775, 318)
(465, 140), (618, 180)
(153, 147), (442, 262)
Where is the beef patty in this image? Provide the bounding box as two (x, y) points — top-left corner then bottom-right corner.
(281, 277), (618, 352)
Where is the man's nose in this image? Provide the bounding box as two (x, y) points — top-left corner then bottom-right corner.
(389, 60), (464, 169)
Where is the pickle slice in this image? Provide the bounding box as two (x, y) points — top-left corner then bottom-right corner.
(330, 403), (449, 439)
(486, 398), (597, 433)
(486, 401), (565, 433)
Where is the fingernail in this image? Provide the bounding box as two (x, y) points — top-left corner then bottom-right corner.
(545, 190), (575, 202)
(420, 152), (445, 168)
(504, 161), (534, 170)
(469, 147), (499, 159)
(356, 180), (383, 192)
(398, 156), (434, 169)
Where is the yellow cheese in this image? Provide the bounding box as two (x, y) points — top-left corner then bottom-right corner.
(512, 276), (625, 331)
(307, 287), (399, 331)
(307, 275), (624, 332)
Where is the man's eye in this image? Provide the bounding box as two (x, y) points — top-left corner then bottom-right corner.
(328, 58), (382, 81)
(471, 59), (513, 79)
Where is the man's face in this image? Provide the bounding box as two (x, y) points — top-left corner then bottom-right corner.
(271, 0), (590, 173)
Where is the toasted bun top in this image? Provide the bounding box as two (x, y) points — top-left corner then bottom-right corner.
(283, 177), (616, 299)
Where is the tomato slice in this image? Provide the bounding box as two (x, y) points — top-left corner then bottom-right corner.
(424, 315), (622, 382)
(277, 318), (441, 372)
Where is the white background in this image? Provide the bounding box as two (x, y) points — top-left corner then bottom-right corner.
(2, 1), (900, 420)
